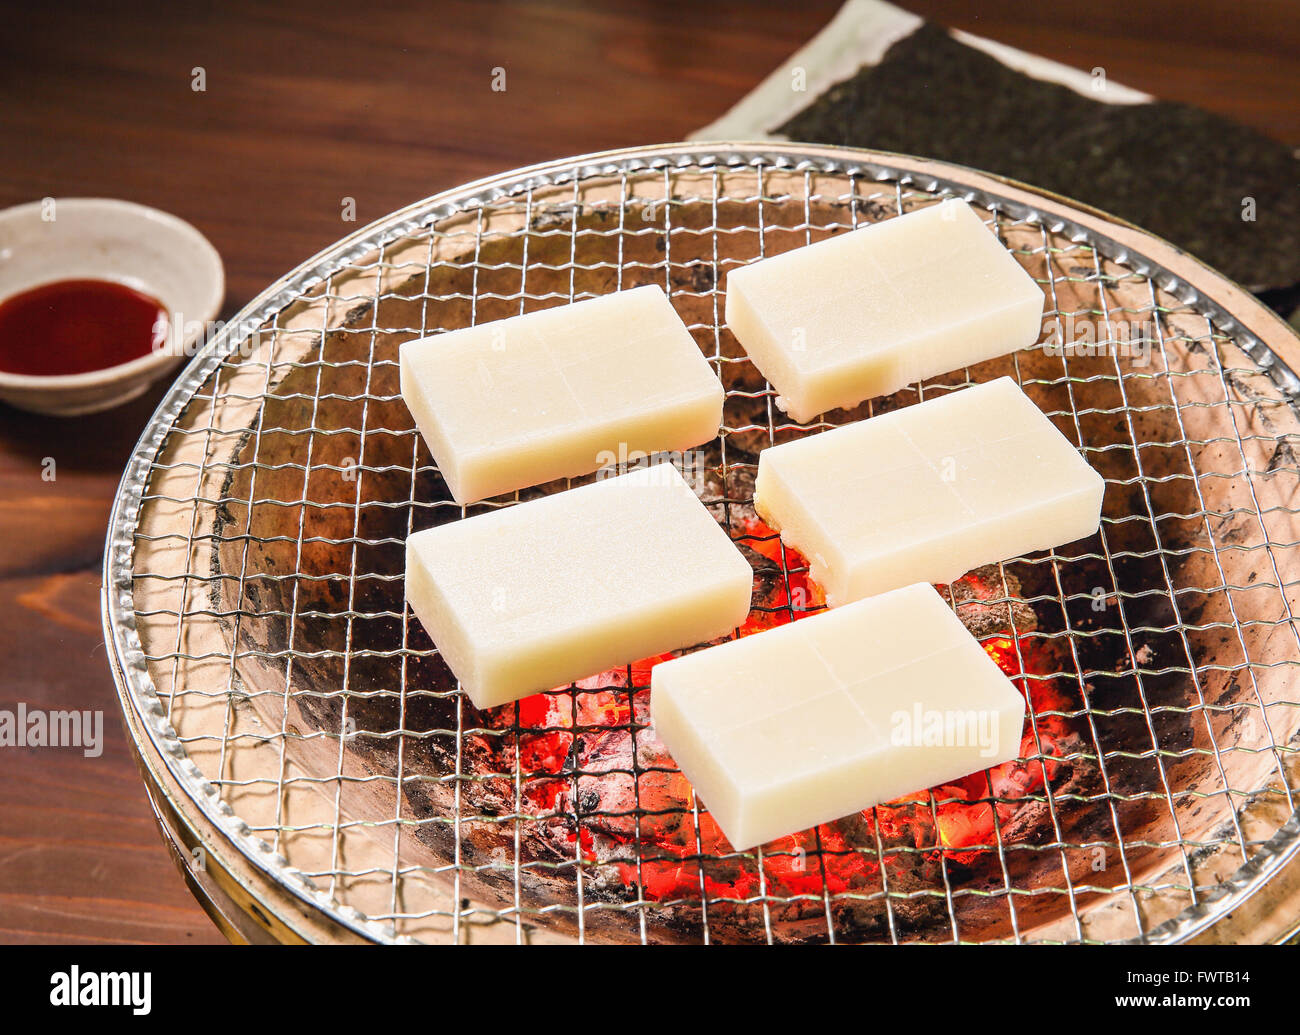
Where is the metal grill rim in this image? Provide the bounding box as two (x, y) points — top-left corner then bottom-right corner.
(103, 143), (1300, 945)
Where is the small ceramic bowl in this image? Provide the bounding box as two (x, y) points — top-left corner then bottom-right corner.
(0, 198), (224, 416)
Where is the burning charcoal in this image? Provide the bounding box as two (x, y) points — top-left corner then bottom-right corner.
(948, 565), (1038, 638)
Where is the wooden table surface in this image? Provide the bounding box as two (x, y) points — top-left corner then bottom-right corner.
(1, 0), (1297, 945)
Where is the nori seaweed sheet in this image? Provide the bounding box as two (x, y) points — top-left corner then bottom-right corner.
(778, 23), (1300, 296)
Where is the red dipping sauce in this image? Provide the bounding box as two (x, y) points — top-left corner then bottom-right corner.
(0, 278), (169, 376)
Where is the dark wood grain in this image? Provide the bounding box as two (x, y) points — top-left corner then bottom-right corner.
(0, 0), (1295, 945)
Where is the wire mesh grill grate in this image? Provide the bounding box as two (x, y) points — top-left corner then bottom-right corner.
(109, 147), (1300, 944)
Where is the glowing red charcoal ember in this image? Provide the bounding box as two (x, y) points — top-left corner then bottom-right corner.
(738, 513), (801, 569)
(736, 515), (824, 635)
(462, 546), (1079, 917)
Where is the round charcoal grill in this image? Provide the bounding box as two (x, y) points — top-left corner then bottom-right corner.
(104, 144), (1300, 944)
